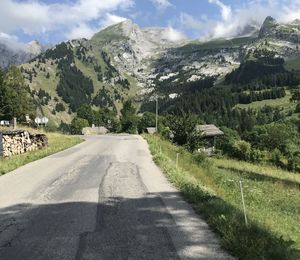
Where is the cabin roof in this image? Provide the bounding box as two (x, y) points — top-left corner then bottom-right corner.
(196, 124), (224, 137)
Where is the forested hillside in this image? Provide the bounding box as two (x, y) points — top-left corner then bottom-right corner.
(0, 16), (299, 171)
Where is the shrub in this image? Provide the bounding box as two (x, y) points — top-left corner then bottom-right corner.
(250, 148), (266, 163)
(232, 140), (252, 161)
(193, 151), (207, 165)
(70, 117), (89, 135)
(270, 148), (283, 167)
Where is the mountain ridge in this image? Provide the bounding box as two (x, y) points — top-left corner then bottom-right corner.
(13, 16), (300, 126)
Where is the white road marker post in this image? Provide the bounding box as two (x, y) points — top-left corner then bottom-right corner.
(176, 153), (179, 169)
(239, 180), (248, 227)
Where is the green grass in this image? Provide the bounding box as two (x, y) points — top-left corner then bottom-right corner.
(235, 90), (296, 112)
(0, 131), (83, 175)
(285, 56), (300, 71)
(213, 158), (300, 185)
(178, 36), (253, 54)
(144, 134), (300, 259)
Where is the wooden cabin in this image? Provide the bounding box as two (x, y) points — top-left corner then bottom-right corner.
(196, 125), (224, 155)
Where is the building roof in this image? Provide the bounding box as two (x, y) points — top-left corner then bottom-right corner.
(196, 125), (224, 137)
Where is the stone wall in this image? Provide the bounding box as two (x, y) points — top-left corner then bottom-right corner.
(0, 130), (48, 157)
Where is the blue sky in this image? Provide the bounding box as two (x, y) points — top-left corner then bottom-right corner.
(0, 0), (299, 46)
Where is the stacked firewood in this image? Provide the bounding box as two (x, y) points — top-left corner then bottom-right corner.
(1, 130), (48, 157)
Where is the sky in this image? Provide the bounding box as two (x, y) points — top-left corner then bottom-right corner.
(0, 0), (300, 48)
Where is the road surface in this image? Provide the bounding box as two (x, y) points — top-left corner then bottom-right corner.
(0, 135), (232, 260)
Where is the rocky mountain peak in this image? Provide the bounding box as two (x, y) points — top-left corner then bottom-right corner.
(264, 16), (277, 24)
(259, 16), (277, 38)
(292, 19), (300, 25)
(27, 40), (42, 54)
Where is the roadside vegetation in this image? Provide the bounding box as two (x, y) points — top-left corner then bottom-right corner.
(145, 134), (300, 260)
(0, 129), (83, 175)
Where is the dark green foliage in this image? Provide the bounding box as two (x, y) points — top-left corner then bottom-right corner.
(238, 88), (286, 104)
(295, 103), (300, 113)
(43, 42), (73, 61)
(55, 102), (65, 112)
(225, 56), (287, 84)
(216, 127), (241, 156)
(225, 55), (300, 87)
(70, 117), (89, 134)
(120, 100), (138, 133)
(101, 51), (119, 81)
(92, 87), (113, 108)
(76, 105), (95, 125)
(138, 112), (156, 133)
(290, 90), (300, 102)
(57, 59), (94, 112)
(59, 120), (71, 134)
(37, 89), (51, 105)
(165, 114), (198, 148)
(246, 123), (300, 154)
(0, 66), (34, 120)
(76, 104), (120, 132)
(116, 78), (130, 89)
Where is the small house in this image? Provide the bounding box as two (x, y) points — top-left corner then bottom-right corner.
(196, 124), (224, 155)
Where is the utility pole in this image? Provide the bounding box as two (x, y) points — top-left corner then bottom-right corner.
(155, 98), (158, 133)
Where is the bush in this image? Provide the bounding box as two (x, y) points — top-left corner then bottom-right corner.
(120, 100), (138, 134)
(232, 140), (252, 161)
(70, 117), (89, 135)
(250, 148), (266, 163)
(270, 149), (283, 167)
(55, 102), (65, 112)
(287, 153), (300, 172)
(138, 112), (156, 133)
(193, 151), (207, 165)
(216, 127), (240, 157)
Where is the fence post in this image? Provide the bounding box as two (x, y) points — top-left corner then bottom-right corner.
(176, 153), (179, 169)
(239, 180), (248, 227)
(13, 117), (17, 130)
(0, 132), (3, 157)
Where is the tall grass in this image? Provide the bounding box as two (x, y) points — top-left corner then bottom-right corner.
(0, 132), (83, 175)
(214, 158), (300, 185)
(144, 134), (299, 260)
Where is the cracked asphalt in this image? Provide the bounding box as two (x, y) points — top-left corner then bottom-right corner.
(0, 135), (232, 260)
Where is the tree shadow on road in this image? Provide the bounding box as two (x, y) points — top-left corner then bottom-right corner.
(0, 191), (298, 260)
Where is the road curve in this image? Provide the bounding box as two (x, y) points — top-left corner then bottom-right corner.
(0, 135), (232, 260)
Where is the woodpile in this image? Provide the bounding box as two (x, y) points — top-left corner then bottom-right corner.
(0, 130), (48, 157)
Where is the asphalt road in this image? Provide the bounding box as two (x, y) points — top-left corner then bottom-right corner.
(0, 135), (232, 260)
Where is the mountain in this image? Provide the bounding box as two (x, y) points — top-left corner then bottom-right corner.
(18, 18), (300, 126)
(0, 40), (45, 69)
(259, 16), (300, 42)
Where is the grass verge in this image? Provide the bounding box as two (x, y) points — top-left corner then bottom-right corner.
(144, 134), (299, 260)
(0, 132), (83, 175)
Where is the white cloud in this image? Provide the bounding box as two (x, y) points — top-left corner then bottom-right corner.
(151, 0), (173, 11)
(179, 13), (205, 30)
(0, 0), (134, 40)
(209, 0), (232, 21)
(204, 0), (277, 39)
(100, 13), (128, 29)
(279, 1), (300, 23)
(66, 24), (98, 40)
(0, 32), (29, 52)
(164, 27), (186, 42)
